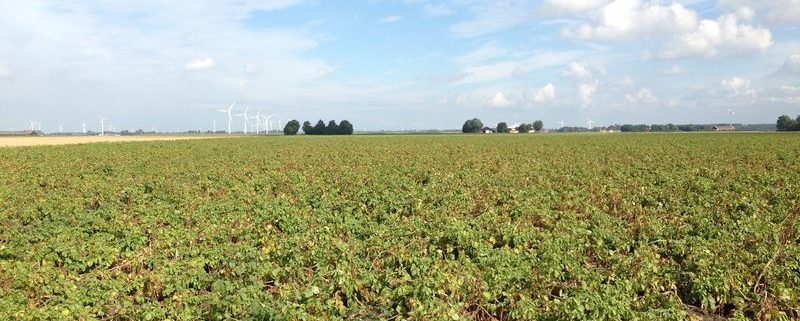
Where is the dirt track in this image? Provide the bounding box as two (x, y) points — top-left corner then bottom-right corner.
(0, 135), (230, 147)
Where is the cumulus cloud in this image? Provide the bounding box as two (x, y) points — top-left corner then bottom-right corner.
(560, 0), (773, 58)
(490, 91), (514, 107)
(564, 61), (594, 80)
(563, 0), (699, 40)
(773, 54), (800, 77)
(531, 83), (556, 103)
(769, 85), (800, 103)
(578, 80), (599, 107)
(378, 15), (402, 23)
(718, 0), (800, 25)
(722, 77), (756, 97)
(185, 58), (216, 71)
(660, 14), (772, 58)
(563, 61), (600, 107)
(625, 87), (657, 104)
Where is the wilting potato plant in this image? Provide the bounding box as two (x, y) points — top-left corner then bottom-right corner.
(0, 133), (798, 320)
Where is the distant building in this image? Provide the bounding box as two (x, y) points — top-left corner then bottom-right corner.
(508, 127), (519, 134)
(712, 125), (736, 131)
(0, 130), (45, 137)
(481, 127), (495, 134)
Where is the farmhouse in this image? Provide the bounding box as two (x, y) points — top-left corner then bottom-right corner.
(508, 126), (519, 134)
(0, 130), (45, 137)
(481, 127), (495, 134)
(712, 125), (735, 131)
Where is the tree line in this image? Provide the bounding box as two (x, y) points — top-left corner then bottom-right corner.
(284, 119), (354, 135)
(461, 118), (544, 133)
(777, 115), (800, 131)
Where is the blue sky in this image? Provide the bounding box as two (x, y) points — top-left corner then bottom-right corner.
(0, 0), (798, 132)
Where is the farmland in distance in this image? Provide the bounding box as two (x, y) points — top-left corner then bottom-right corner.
(0, 133), (798, 320)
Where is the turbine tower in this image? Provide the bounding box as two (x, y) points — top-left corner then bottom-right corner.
(99, 116), (106, 136)
(727, 108), (736, 127)
(586, 118), (594, 130)
(264, 114), (274, 134)
(82, 121), (87, 134)
(237, 106), (250, 134)
(217, 102), (236, 134)
(255, 109), (263, 134)
(560, 119), (565, 128)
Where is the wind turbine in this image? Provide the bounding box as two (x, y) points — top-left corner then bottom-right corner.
(217, 102), (236, 134)
(264, 114), (274, 134)
(560, 119), (565, 128)
(99, 116), (106, 136)
(213, 118), (217, 133)
(586, 118), (595, 130)
(237, 106), (250, 134)
(28, 120), (36, 131)
(255, 109), (263, 134)
(727, 108), (736, 127)
(82, 121), (87, 134)
(58, 124), (63, 134)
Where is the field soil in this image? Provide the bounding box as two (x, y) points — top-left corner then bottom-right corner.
(0, 135), (228, 147)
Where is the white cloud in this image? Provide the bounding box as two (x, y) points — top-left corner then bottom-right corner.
(663, 65), (687, 75)
(770, 85), (800, 103)
(773, 54), (800, 77)
(490, 91), (514, 107)
(423, 4), (455, 16)
(531, 83), (556, 103)
(0, 62), (9, 77)
(185, 58), (216, 71)
(454, 42), (509, 64)
(563, 0), (699, 40)
(721, 77), (755, 97)
(578, 80), (598, 107)
(560, 0), (773, 58)
(625, 87), (657, 104)
(718, 0), (800, 25)
(539, 0), (610, 15)
(455, 51), (581, 84)
(0, 1), (335, 118)
(378, 15), (402, 23)
(563, 61), (601, 107)
(449, 0), (537, 38)
(564, 61), (594, 80)
(660, 14), (773, 58)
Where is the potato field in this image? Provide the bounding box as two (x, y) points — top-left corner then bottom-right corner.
(0, 133), (798, 320)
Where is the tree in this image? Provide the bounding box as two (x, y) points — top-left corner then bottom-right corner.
(326, 120), (339, 135)
(462, 118), (483, 133)
(313, 120), (326, 135)
(283, 120), (300, 135)
(533, 120), (544, 132)
(302, 121), (313, 134)
(777, 115), (798, 131)
(339, 120), (354, 135)
(496, 122), (509, 133)
(518, 123), (532, 133)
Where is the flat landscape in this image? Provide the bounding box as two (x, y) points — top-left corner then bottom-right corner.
(0, 135), (226, 147)
(0, 133), (798, 320)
